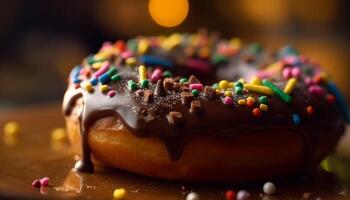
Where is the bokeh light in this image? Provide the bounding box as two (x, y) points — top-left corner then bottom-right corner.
(148, 0), (189, 27)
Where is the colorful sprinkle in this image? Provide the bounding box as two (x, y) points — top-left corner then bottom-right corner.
(236, 190), (250, 200)
(98, 73), (111, 84)
(191, 89), (200, 97)
(108, 90), (116, 97)
(40, 177), (50, 187)
(138, 65), (147, 82)
(244, 84), (274, 95)
(140, 79), (149, 88)
(32, 179), (41, 188)
(252, 108), (262, 117)
(111, 74), (121, 82)
(308, 85), (324, 96)
(235, 86), (243, 94)
(151, 69), (163, 83)
(128, 80), (138, 91)
(293, 113), (301, 125)
(113, 188), (127, 199)
(190, 84), (203, 92)
(250, 76), (262, 85)
(263, 181), (276, 195)
(107, 67), (118, 76)
(93, 62), (110, 78)
(306, 106), (314, 115)
(139, 55), (173, 68)
(90, 78), (98, 86)
(260, 104), (268, 111)
(262, 79), (292, 103)
(258, 96), (268, 104)
(125, 57), (137, 66)
(225, 190), (236, 200)
(238, 99), (246, 105)
(223, 96), (234, 105)
(219, 80), (229, 89)
(82, 81), (94, 93)
(179, 78), (188, 84)
(163, 70), (172, 78)
(100, 85), (109, 93)
(283, 78), (297, 94)
(224, 91), (233, 97)
(186, 192), (200, 200)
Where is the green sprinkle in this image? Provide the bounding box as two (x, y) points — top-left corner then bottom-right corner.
(191, 89), (199, 97)
(111, 74), (121, 82)
(87, 56), (105, 65)
(127, 39), (137, 52)
(179, 78), (188, 84)
(235, 86), (243, 94)
(140, 79), (149, 88)
(234, 81), (243, 88)
(163, 70), (172, 78)
(212, 83), (219, 89)
(128, 80), (138, 91)
(258, 96), (268, 104)
(262, 79), (292, 103)
(108, 67), (118, 76)
(249, 42), (263, 54)
(212, 54), (228, 65)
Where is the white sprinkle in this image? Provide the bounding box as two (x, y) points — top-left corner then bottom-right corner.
(263, 181), (276, 195)
(186, 192), (200, 200)
(237, 190), (250, 200)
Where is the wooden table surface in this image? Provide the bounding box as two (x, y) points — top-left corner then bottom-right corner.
(0, 103), (349, 200)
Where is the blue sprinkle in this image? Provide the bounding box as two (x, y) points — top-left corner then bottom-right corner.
(293, 113), (301, 125)
(280, 45), (299, 56)
(73, 78), (81, 84)
(98, 73), (110, 84)
(90, 78), (98, 86)
(327, 82), (350, 123)
(139, 55), (173, 68)
(70, 65), (81, 82)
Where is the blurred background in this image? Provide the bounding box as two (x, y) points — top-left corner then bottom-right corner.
(1, 0), (350, 109)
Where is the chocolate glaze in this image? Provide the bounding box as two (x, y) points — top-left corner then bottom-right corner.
(63, 34), (346, 173)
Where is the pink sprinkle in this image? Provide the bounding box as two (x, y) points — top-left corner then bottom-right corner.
(151, 69), (163, 83)
(121, 50), (134, 59)
(189, 84), (203, 92)
(223, 97), (234, 105)
(304, 77), (313, 86)
(186, 59), (211, 73)
(40, 177), (50, 187)
(256, 71), (272, 79)
(100, 41), (112, 51)
(282, 67), (291, 79)
(93, 61), (110, 78)
(108, 90), (116, 97)
(291, 67), (301, 78)
(283, 55), (299, 65)
(32, 179), (41, 188)
(309, 85), (324, 95)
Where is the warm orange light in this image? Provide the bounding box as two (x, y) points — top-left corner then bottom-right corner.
(148, 0), (189, 27)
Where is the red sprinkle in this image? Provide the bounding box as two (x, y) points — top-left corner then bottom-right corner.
(226, 190), (236, 200)
(108, 90), (116, 97)
(326, 94), (336, 104)
(32, 179), (41, 188)
(246, 100), (255, 107)
(74, 83), (80, 89)
(306, 106), (314, 115)
(40, 177), (50, 187)
(189, 83), (203, 92)
(252, 108), (262, 117)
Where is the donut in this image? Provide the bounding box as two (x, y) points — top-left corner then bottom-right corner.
(63, 32), (349, 182)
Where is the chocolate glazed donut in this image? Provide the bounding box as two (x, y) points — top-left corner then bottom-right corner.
(63, 32), (348, 182)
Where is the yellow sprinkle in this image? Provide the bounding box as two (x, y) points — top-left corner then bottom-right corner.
(238, 78), (245, 84)
(137, 39), (149, 55)
(198, 47), (210, 58)
(250, 76), (262, 85)
(319, 71), (329, 82)
(113, 188), (127, 199)
(92, 62), (103, 70)
(224, 91), (233, 97)
(260, 104), (268, 111)
(82, 81), (94, 93)
(244, 84), (274, 95)
(51, 128), (66, 142)
(162, 33), (182, 51)
(138, 65), (147, 82)
(3, 121), (20, 137)
(219, 80), (229, 89)
(230, 37), (242, 49)
(228, 82), (234, 88)
(94, 50), (112, 60)
(126, 57), (137, 67)
(238, 99), (246, 105)
(246, 96), (255, 103)
(215, 89), (221, 95)
(100, 85), (109, 93)
(283, 78), (297, 94)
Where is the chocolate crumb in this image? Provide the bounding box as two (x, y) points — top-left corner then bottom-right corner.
(181, 92), (194, 105)
(204, 86), (216, 99)
(167, 111), (184, 125)
(144, 90), (154, 103)
(189, 75), (200, 84)
(190, 100), (201, 114)
(180, 86), (190, 92)
(154, 79), (166, 97)
(172, 82), (180, 91)
(163, 78), (174, 91)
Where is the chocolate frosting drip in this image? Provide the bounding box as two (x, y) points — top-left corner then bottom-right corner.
(63, 33), (346, 173)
